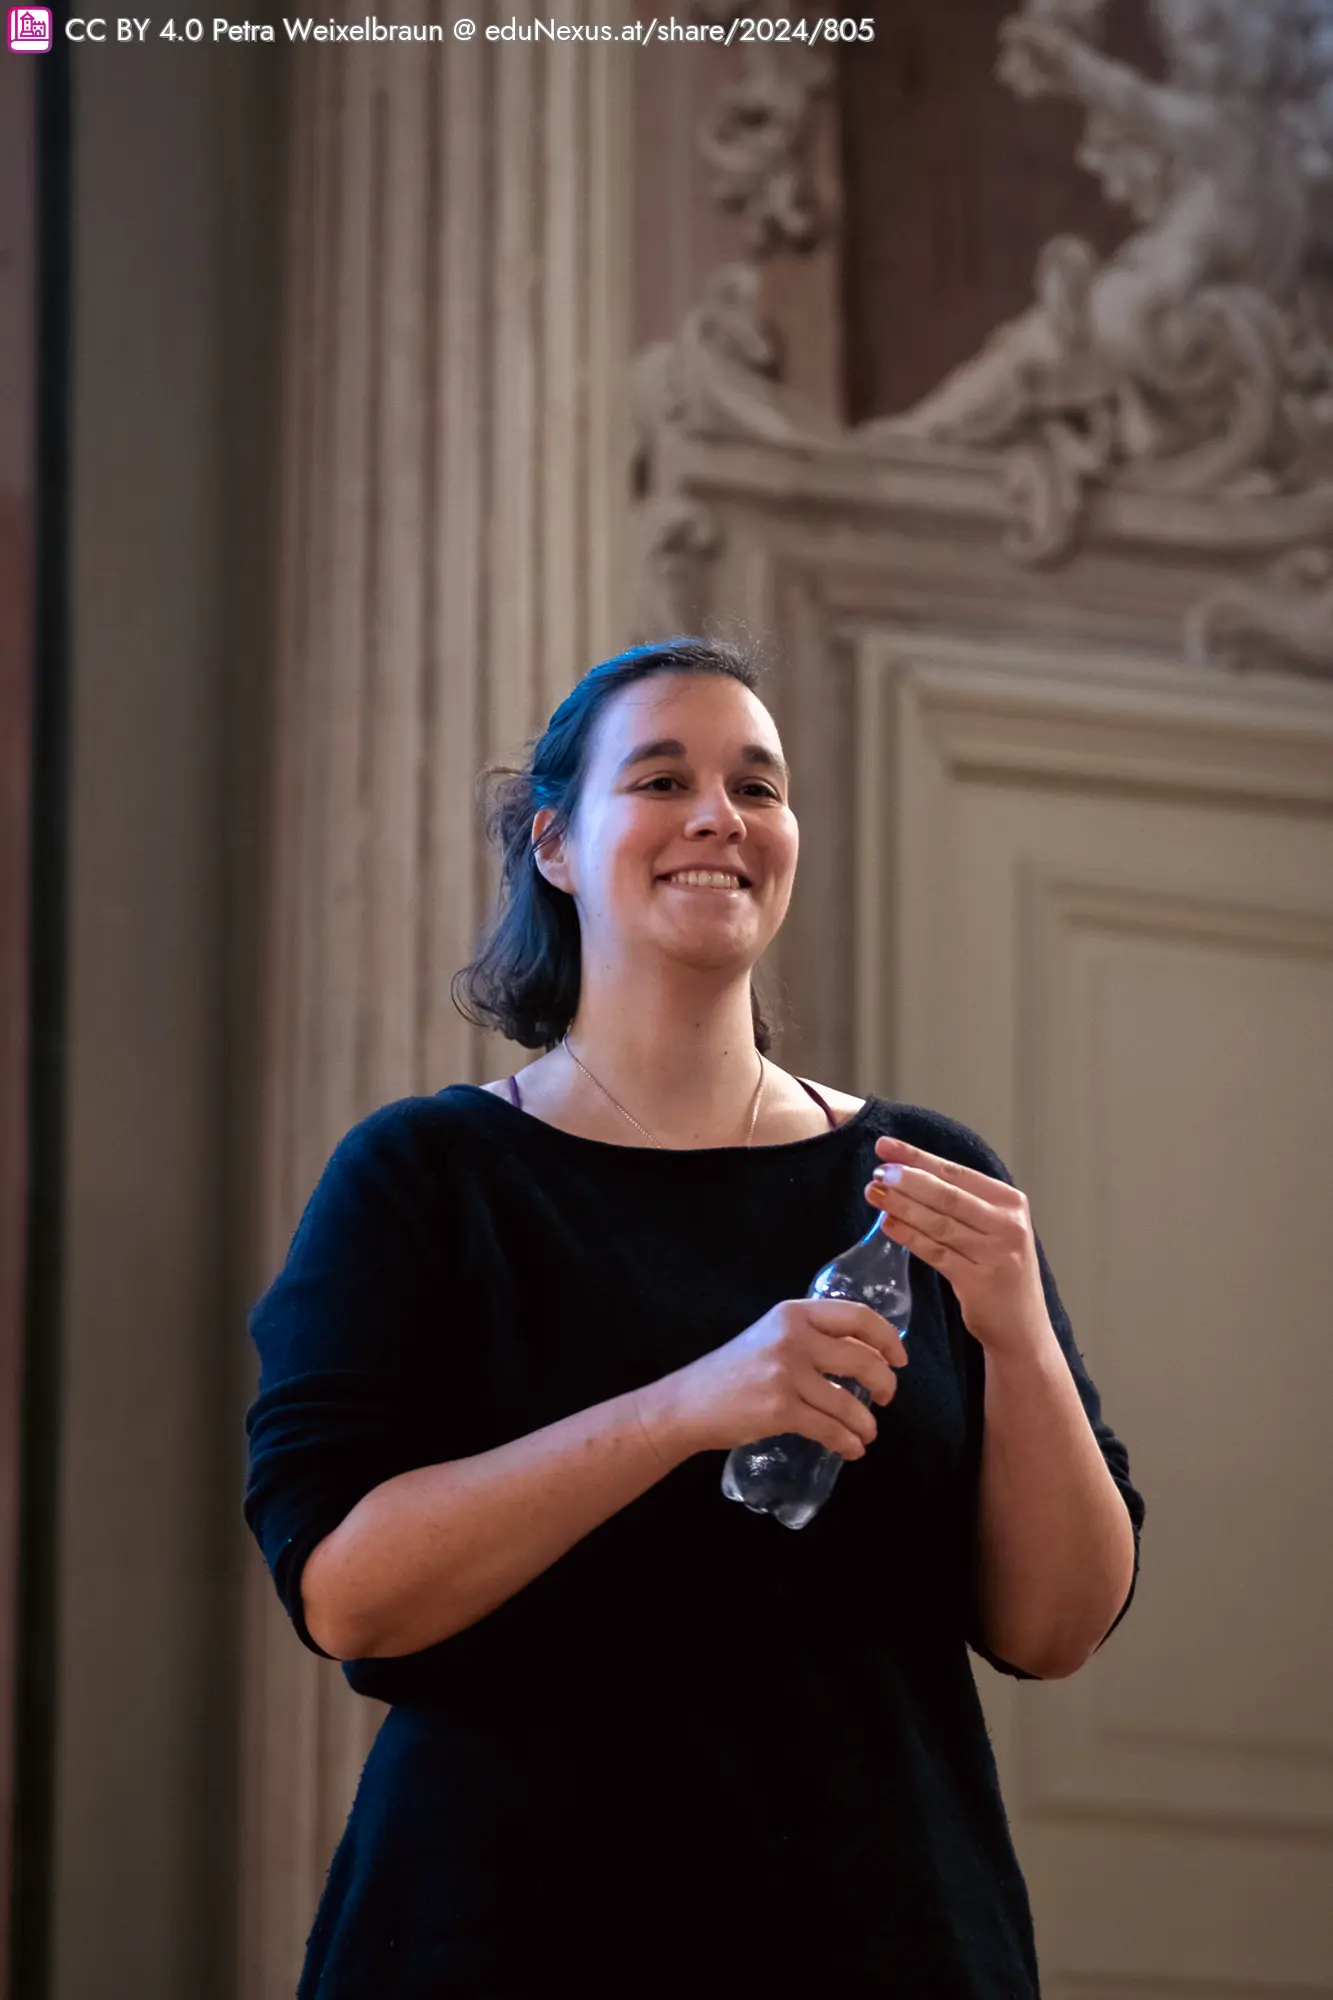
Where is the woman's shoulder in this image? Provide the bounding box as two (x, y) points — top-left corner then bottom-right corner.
(884, 1099), (1013, 1180)
(321, 1089), (502, 1185)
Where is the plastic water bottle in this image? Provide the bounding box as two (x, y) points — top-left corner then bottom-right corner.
(721, 1217), (911, 1530)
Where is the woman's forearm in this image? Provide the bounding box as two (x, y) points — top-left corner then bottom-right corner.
(302, 1376), (695, 1660)
(975, 1323), (1137, 1679)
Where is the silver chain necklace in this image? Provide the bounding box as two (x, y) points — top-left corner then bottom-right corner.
(560, 1031), (766, 1150)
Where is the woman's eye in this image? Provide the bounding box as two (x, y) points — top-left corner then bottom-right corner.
(638, 776), (779, 799)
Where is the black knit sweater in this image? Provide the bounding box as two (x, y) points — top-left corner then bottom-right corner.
(245, 1085), (1144, 1997)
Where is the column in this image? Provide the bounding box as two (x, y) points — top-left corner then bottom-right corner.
(238, 10), (635, 1993)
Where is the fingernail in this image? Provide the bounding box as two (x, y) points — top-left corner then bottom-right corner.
(873, 1165), (902, 1185)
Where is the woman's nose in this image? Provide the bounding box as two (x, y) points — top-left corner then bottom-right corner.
(685, 784), (746, 832)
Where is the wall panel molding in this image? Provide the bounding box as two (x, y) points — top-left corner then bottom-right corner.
(1011, 869), (1333, 1842)
(848, 630), (1333, 1104)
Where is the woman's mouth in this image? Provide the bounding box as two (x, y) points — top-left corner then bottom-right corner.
(658, 870), (752, 893)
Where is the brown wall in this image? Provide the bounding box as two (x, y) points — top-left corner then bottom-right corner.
(40, 45), (284, 2000)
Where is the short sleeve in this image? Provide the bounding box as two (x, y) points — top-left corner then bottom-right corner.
(908, 1110), (1146, 1682)
(243, 1104), (449, 1658)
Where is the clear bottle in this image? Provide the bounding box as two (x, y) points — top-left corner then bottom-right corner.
(721, 1217), (912, 1530)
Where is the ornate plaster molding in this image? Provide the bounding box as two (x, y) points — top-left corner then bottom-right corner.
(632, 260), (841, 449)
(633, 0), (1333, 681)
(627, 4), (837, 637)
(696, 34), (835, 254)
(869, 2), (1333, 579)
(633, 493), (723, 637)
(1187, 547), (1333, 680)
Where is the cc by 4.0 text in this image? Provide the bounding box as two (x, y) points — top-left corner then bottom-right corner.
(62, 15), (466, 39)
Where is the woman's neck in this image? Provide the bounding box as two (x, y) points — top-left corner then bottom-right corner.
(559, 987), (765, 1147)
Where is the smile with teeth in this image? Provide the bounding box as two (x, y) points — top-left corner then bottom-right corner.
(661, 869), (750, 891)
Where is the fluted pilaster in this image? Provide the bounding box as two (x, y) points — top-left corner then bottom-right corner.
(239, 11), (633, 1991)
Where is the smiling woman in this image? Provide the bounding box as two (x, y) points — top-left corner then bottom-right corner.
(243, 635), (1145, 1998)
(452, 637), (794, 1092)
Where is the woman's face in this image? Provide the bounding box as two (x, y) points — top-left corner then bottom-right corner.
(534, 672), (799, 980)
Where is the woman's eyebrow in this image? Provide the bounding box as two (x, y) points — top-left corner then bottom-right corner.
(614, 739), (790, 785)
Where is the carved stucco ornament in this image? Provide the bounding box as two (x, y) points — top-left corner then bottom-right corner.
(863, 0), (1333, 674)
(633, 260), (841, 451)
(632, 0), (1333, 681)
(697, 40), (835, 254)
(1187, 546), (1333, 680)
(630, 261), (841, 635)
(629, 8), (838, 639)
(633, 495), (724, 642)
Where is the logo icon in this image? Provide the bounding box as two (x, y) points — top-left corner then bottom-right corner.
(8, 6), (52, 49)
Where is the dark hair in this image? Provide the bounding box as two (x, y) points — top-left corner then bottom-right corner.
(451, 636), (788, 1054)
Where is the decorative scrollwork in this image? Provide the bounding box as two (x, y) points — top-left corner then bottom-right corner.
(632, 261), (837, 454)
(697, 40), (835, 255)
(633, 0), (1333, 681)
(1186, 546), (1333, 679)
(861, 0), (1333, 591)
(633, 496), (724, 642)
(631, 10), (838, 630)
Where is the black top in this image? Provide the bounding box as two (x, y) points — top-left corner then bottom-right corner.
(244, 1085), (1144, 1999)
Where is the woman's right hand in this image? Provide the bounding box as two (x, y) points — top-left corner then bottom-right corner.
(642, 1300), (909, 1464)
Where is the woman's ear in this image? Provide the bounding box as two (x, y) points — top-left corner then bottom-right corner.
(531, 807), (569, 891)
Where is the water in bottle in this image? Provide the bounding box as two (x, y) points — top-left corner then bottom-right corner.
(721, 1215), (911, 1530)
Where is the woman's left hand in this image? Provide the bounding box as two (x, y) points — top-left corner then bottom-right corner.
(865, 1136), (1053, 1362)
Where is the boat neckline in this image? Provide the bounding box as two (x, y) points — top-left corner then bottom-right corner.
(444, 1082), (883, 1158)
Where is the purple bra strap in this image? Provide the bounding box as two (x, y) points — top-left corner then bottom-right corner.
(507, 1073), (522, 1108)
(796, 1077), (837, 1128)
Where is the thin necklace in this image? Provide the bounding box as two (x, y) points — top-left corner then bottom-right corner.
(560, 1032), (766, 1150)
